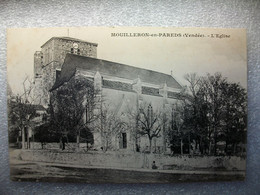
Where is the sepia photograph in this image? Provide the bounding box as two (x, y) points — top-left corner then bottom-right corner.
(7, 27), (247, 183)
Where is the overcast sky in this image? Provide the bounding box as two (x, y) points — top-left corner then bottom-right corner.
(7, 27), (247, 94)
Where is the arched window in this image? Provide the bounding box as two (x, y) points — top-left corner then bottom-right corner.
(119, 133), (127, 149)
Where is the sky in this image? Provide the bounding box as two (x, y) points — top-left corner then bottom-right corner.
(7, 27), (247, 95)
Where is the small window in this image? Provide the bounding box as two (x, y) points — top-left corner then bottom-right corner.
(122, 133), (127, 148)
(119, 133), (127, 149)
(71, 48), (73, 53)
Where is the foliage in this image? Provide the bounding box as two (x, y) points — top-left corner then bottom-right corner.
(49, 76), (100, 149)
(34, 123), (59, 147)
(168, 73), (247, 156)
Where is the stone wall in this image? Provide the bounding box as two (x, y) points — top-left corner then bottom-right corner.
(101, 82), (180, 153)
(53, 38), (97, 69)
(34, 37), (98, 106)
(18, 149), (246, 171)
(30, 142), (90, 150)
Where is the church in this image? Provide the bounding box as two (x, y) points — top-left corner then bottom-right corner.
(34, 37), (183, 153)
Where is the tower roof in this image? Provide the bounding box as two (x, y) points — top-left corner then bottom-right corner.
(50, 54), (182, 91)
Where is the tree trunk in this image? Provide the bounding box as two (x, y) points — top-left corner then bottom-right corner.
(233, 143), (237, 155)
(188, 133), (191, 155)
(209, 141), (212, 155)
(27, 128), (30, 149)
(59, 137), (62, 149)
(162, 130), (166, 153)
(76, 132), (80, 152)
(214, 129), (217, 156)
(225, 141), (228, 155)
(22, 127), (25, 149)
(200, 136), (203, 154)
(154, 139), (157, 153)
(61, 136), (66, 150)
(32, 132), (35, 150)
(149, 138), (152, 153)
(105, 139), (108, 152)
(181, 138), (183, 155)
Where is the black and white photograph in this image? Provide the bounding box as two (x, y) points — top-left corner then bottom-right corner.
(7, 27), (247, 183)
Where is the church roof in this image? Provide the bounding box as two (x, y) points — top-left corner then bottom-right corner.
(50, 54), (182, 91)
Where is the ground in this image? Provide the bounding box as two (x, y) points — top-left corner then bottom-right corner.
(9, 149), (245, 183)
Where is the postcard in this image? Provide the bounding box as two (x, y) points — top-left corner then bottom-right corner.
(7, 27), (247, 183)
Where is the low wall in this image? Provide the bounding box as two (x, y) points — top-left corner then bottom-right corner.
(18, 150), (246, 171)
(29, 142), (90, 150)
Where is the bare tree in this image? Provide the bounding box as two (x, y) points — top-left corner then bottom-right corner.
(101, 103), (128, 151)
(8, 76), (40, 149)
(136, 103), (167, 153)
